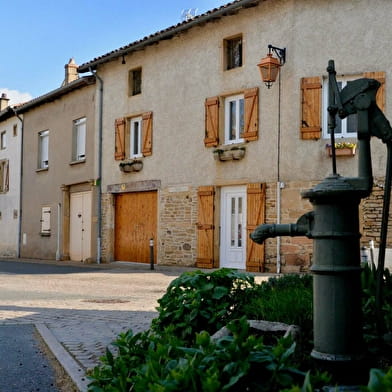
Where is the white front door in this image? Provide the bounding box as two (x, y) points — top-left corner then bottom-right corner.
(70, 191), (92, 262)
(220, 186), (246, 269)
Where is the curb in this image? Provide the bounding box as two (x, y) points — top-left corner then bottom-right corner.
(35, 323), (89, 392)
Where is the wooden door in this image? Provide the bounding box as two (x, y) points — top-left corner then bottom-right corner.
(114, 191), (157, 262)
(70, 191), (92, 262)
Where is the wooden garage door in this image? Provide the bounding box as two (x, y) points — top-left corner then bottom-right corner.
(114, 191), (157, 263)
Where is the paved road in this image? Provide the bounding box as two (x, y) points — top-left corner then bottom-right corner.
(0, 259), (183, 390)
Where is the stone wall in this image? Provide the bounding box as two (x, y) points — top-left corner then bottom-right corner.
(264, 181), (315, 273)
(101, 192), (114, 263)
(361, 177), (392, 248)
(158, 187), (198, 266)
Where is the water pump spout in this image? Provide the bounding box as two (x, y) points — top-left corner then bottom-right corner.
(250, 212), (314, 244)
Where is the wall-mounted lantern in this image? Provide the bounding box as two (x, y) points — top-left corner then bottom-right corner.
(257, 45), (286, 88)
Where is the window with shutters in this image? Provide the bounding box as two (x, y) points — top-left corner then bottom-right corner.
(204, 87), (258, 147)
(300, 71), (385, 140)
(72, 117), (86, 162)
(114, 112), (153, 161)
(0, 159), (9, 193)
(40, 206), (51, 236)
(38, 130), (49, 169)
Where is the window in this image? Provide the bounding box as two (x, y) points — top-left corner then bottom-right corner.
(129, 68), (142, 96)
(300, 72), (385, 140)
(1, 131), (6, 149)
(225, 94), (244, 144)
(72, 117), (86, 161)
(40, 206), (51, 235)
(114, 112), (153, 160)
(322, 77), (358, 139)
(129, 117), (142, 158)
(224, 35), (242, 70)
(38, 130), (49, 169)
(204, 88), (258, 147)
(0, 160), (9, 193)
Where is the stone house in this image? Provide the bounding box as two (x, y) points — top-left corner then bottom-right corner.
(16, 61), (98, 262)
(77, 0), (392, 272)
(0, 95), (22, 257)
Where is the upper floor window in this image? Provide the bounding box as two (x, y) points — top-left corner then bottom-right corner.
(225, 94), (244, 144)
(38, 130), (49, 169)
(0, 159), (9, 193)
(224, 35), (242, 70)
(129, 68), (142, 96)
(1, 131), (6, 149)
(322, 76), (358, 139)
(129, 116), (143, 158)
(72, 117), (86, 162)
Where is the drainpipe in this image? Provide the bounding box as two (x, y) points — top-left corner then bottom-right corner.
(11, 108), (23, 259)
(89, 67), (103, 264)
(56, 203), (61, 260)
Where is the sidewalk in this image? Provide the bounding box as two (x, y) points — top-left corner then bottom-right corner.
(0, 258), (272, 391)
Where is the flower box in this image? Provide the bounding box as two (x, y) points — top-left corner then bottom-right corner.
(326, 144), (356, 157)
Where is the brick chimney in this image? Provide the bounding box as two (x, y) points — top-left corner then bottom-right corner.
(62, 58), (79, 86)
(0, 93), (10, 111)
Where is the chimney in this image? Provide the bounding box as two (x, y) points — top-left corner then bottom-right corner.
(63, 58), (79, 86)
(0, 93), (10, 111)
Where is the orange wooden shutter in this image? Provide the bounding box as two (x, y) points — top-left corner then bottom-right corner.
(142, 111), (153, 156)
(242, 87), (259, 141)
(300, 77), (322, 140)
(204, 97), (219, 147)
(196, 186), (215, 268)
(246, 183), (266, 272)
(114, 118), (126, 160)
(363, 71), (385, 112)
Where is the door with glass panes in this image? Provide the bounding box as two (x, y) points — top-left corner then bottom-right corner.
(220, 186), (246, 269)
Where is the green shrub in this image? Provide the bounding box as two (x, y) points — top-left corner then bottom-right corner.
(88, 317), (311, 392)
(151, 268), (256, 343)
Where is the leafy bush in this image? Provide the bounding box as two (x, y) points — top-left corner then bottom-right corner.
(151, 268), (256, 343)
(88, 318), (318, 392)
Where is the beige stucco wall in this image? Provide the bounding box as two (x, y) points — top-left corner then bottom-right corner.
(20, 84), (97, 260)
(96, 0), (392, 266)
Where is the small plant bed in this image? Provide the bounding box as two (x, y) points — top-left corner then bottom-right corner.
(87, 268), (392, 391)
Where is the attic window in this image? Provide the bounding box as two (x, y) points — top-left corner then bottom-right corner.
(129, 68), (142, 96)
(224, 35), (243, 70)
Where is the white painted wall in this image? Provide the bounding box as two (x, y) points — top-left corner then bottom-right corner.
(0, 115), (21, 257)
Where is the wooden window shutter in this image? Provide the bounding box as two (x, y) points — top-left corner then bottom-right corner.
(363, 71), (386, 112)
(114, 118), (126, 160)
(300, 77), (322, 140)
(242, 87), (259, 141)
(142, 111), (153, 156)
(196, 186), (215, 268)
(246, 183), (266, 272)
(204, 97), (219, 147)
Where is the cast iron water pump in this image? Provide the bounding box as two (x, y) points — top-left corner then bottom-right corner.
(251, 60), (392, 381)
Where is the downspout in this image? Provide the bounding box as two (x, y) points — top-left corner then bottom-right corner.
(11, 108), (23, 259)
(56, 203), (61, 260)
(89, 67), (103, 264)
(276, 71), (283, 274)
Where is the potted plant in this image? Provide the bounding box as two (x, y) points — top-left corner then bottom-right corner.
(119, 160), (143, 172)
(213, 149), (224, 161)
(231, 146), (246, 160)
(326, 142), (356, 157)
